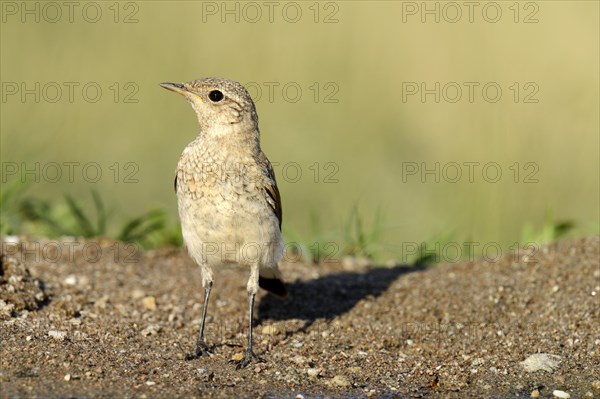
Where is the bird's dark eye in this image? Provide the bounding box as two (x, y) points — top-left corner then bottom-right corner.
(208, 90), (224, 102)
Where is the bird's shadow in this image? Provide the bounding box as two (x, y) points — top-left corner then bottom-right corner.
(257, 264), (425, 332)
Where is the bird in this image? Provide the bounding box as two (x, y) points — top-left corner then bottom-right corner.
(160, 77), (287, 369)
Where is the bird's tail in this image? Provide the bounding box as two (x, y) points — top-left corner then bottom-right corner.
(258, 266), (288, 298)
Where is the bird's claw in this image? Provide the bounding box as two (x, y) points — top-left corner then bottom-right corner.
(233, 350), (264, 369)
(185, 341), (212, 361)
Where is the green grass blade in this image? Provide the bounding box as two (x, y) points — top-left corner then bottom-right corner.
(91, 189), (107, 235)
(64, 194), (95, 237)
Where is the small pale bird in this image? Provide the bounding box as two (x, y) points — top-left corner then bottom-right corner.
(160, 77), (287, 368)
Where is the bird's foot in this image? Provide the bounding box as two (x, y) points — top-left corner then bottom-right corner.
(185, 341), (212, 361)
(232, 349), (264, 369)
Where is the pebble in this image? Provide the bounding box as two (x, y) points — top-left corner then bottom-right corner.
(63, 275), (77, 286)
(306, 368), (321, 378)
(93, 296), (110, 309)
(64, 374), (71, 381)
(261, 325), (278, 335)
(592, 380), (600, 394)
(331, 375), (351, 387)
(0, 301), (15, 318)
(48, 330), (66, 340)
(146, 381), (155, 386)
(291, 355), (306, 365)
(531, 389), (540, 398)
(552, 390), (570, 398)
(520, 353), (561, 372)
(3, 235), (19, 244)
(196, 368), (214, 381)
(140, 325), (161, 336)
(131, 289), (145, 299)
(230, 352), (244, 362)
(341, 256), (371, 270)
(141, 296), (157, 311)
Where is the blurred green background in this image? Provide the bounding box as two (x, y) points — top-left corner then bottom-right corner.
(1, 1), (598, 262)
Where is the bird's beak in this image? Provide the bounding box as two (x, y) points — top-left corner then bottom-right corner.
(160, 82), (188, 95)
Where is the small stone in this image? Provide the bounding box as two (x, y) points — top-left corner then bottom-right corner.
(63, 275), (77, 286)
(520, 353), (561, 373)
(291, 355), (306, 365)
(295, 395), (305, 399)
(261, 325), (278, 335)
(146, 381), (155, 386)
(196, 368), (214, 381)
(553, 390), (570, 398)
(93, 295), (109, 309)
(0, 301), (15, 319)
(141, 296), (157, 311)
(230, 352), (244, 362)
(64, 374), (71, 381)
(531, 389), (540, 398)
(4, 235), (20, 244)
(131, 289), (145, 299)
(331, 375), (351, 387)
(592, 381), (600, 394)
(140, 324), (161, 336)
(306, 368), (321, 378)
(48, 330), (67, 340)
(341, 256), (371, 269)
(26, 336), (32, 341)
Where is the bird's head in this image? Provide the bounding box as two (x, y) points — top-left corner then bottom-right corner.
(160, 77), (259, 138)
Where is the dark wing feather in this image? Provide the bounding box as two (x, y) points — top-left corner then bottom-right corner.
(259, 276), (288, 298)
(256, 152), (282, 230)
(174, 174), (178, 193)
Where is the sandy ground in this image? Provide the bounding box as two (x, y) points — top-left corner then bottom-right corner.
(0, 236), (599, 399)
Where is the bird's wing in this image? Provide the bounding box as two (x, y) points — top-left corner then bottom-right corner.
(256, 152), (282, 230)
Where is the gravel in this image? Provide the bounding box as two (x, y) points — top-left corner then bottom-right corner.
(520, 354), (562, 373)
(0, 236), (599, 398)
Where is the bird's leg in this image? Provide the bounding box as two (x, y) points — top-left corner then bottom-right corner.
(235, 291), (264, 369)
(233, 264), (264, 369)
(185, 281), (212, 360)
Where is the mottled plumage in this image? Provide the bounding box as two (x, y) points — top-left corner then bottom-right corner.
(161, 77), (286, 368)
